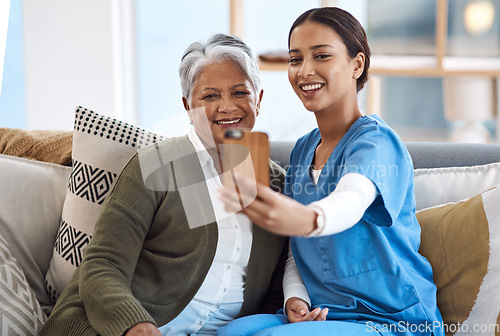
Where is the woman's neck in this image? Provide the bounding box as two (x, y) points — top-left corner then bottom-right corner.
(312, 101), (363, 170)
(197, 134), (224, 174)
(315, 102), (362, 141)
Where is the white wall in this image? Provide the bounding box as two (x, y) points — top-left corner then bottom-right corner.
(23, 0), (135, 130)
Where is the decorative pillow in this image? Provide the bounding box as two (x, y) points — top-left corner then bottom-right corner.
(417, 187), (500, 335)
(44, 106), (165, 305)
(0, 154), (71, 315)
(0, 231), (46, 335)
(414, 162), (500, 211)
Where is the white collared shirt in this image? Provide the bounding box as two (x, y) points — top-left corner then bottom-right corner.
(159, 128), (253, 336)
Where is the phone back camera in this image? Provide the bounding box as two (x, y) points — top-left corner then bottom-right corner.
(225, 129), (244, 139)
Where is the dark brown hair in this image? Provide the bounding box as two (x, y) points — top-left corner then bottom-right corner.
(288, 7), (371, 92)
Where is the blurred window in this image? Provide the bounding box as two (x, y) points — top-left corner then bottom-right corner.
(366, 0), (436, 56)
(135, 0), (229, 135)
(448, 0), (500, 57)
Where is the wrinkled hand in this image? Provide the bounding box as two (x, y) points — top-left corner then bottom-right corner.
(286, 297), (328, 323)
(219, 173), (317, 236)
(125, 322), (162, 336)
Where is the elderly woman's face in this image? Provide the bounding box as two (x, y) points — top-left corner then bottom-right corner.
(184, 60), (262, 146)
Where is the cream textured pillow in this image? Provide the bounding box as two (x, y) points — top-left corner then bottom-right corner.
(417, 187), (500, 335)
(414, 162), (500, 211)
(0, 232), (46, 335)
(44, 106), (165, 305)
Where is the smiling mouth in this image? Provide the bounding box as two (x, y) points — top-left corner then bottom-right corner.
(214, 118), (242, 126)
(300, 83), (324, 93)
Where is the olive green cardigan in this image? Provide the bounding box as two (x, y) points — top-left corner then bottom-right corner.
(39, 136), (287, 336)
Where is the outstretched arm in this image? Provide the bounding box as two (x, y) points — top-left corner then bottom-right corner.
(307, 173), (377, 236)
(219, 172), (376, 237)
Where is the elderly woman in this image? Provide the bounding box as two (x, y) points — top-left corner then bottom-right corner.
(39, 33), (287, 336)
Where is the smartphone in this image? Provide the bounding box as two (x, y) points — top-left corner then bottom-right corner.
(221, 129), (270, 188)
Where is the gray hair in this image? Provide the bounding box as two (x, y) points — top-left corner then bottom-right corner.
(179, 33), (262, 103)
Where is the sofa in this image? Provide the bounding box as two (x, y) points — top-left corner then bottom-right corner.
(1, 107), (500, 336)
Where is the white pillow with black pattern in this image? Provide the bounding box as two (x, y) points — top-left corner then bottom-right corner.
(44, 106), (165, 306)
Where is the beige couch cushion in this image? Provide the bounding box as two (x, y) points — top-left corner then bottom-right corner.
(0, 154), (70, 314)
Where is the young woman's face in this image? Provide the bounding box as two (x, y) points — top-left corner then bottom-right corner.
(288, 21), (362, 114)
(184, 60), (262, 146)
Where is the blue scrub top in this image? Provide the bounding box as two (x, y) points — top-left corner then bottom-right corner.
(285, 115), (443, 335)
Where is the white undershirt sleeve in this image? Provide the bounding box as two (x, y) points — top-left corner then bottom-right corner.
(282, 243), (311, 313)
(307, 172), (378, 237)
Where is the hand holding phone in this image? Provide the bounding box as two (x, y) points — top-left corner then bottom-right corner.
(221, 129), (269, 187)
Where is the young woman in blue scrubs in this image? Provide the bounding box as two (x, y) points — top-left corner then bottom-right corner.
(217, 7), (444, 336)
